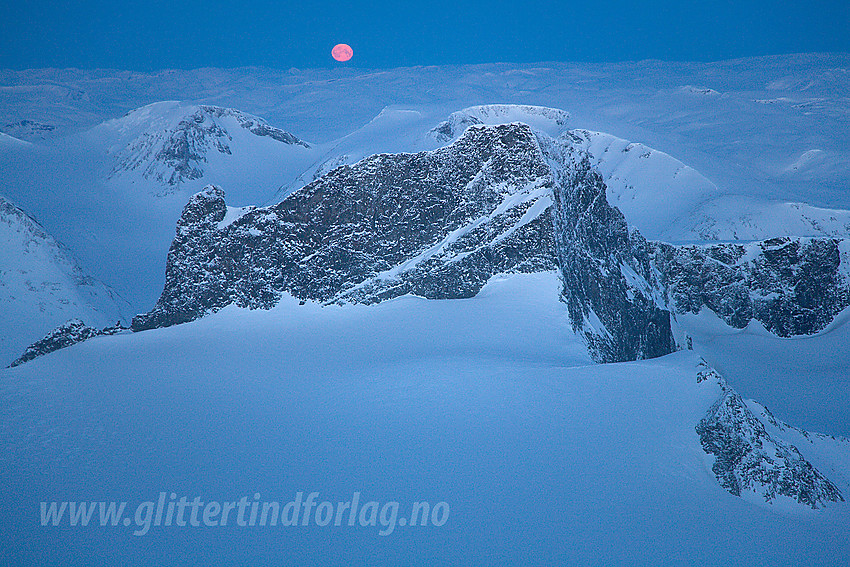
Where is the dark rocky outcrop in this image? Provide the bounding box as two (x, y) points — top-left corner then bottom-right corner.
(8, 319), (125, 368)
(132, 122), (850, 362)
(656, 237), (850, 336)
(133, 124), (563, 331)
(696, 362), (844, 509)
(544, 136), (676, 362)
(130, 123), (682, 362)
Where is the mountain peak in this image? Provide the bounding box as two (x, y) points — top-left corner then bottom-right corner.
(94, 102), (310, 190)
(0, 194), (131, 365)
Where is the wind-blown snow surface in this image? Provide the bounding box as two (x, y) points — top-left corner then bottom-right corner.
(2, 272), (849, 566)
(0, 131), (29, 147)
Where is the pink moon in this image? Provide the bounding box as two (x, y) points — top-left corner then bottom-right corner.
(331, 44), (353, 62)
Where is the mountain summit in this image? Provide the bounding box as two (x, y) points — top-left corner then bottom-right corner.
(91, 102), (311, 192)
(132, 122), (850, 364)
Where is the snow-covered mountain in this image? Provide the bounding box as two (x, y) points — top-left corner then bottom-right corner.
(428, 104), (570, 142)
(681, 196), (850, 241)
(0, 194), (131, 365)
(3, 57), (850, 565)
(129, 123), (850, 355)
(89, 101), (314, 196)
(118, 120), (850, 517)
(3, 55), (847, 200)
(3, 93), (850, 318)
(429, 112), (850, 244)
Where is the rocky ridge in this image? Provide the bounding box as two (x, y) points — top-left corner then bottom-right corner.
(130, 122), (850, 358)
(130, 123), (680, 363)
(696, 361), (844, 509)
(132, 124), (561, 329)
(656, 238), (850, 336)
(8, 319), (124, 368)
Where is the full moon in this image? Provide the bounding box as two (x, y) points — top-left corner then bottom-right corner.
(331, 44), (353, 62)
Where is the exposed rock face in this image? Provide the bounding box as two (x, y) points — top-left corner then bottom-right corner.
(696, 362), (844, 509)
(8, 319), (124, 368)
(544, 136), (676, 362)
(131, 123), (682, 363)
(655, 237), (850, 336)
(133, 124), (562, 330)
(132, 122), (849, 362)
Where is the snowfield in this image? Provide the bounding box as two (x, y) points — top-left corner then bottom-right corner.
(2, 272), (849, 566)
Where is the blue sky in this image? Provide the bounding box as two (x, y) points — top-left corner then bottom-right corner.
(1, 0), (848, 70)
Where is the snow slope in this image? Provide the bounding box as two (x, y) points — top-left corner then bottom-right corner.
(1, 272), (849, 566)
(0, 194), (131, 365)
(570, 129), (721, 241)
(428, 104), (570, 142)
(680, 196), (850, 241)
(0, 131), (30, 147)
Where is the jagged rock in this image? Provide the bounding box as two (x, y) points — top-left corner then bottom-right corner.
(133, 124), (561, 330)
(132, 123), (678, 364)
(696, 362), (844, 509)
(8, 319), (125, 368)
(544, 134), (676, 362)
(131, 121), (850, 363)
(655, 237), (850, 336)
